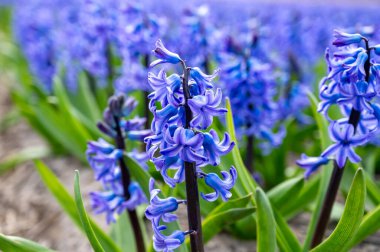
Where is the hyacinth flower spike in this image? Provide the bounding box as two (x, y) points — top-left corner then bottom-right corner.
(297, 30), (379, 249)
(87, 94), (151, 252)
(145, 40), (236, 252)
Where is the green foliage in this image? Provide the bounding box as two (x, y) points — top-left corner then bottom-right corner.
(0, 146), (50, 174)
(34, 160), (121, 252)
(74, 171), (106, 252)
(346, 204), (380, 249)
(255, 188), (276, 252)
(225, 97), (257, 194)
(311, 168), (366, 252)
(0, 234), (55, 252)
(303, 92), (334, 251)
(110, 213), (136, 252)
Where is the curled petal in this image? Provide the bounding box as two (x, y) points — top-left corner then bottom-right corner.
(145, 178), (182, 222)
(150, 39), (182, 67)
(201, 167), (237, 202)
(296, 154), (330, 178)
(202, 130), (234, 166)
(332, 30), (364, 47)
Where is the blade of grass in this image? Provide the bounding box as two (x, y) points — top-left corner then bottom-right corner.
(34, 160), (121, 252)
(74, 171), (105, 252)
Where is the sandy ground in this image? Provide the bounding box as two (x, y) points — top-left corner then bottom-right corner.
(1, 76), (380, 251)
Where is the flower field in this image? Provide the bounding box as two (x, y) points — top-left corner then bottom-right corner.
(1, 1), (380, 252)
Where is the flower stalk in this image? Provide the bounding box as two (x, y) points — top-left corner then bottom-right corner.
(114, 116), (146, 252)
(181, 62), (205, 252)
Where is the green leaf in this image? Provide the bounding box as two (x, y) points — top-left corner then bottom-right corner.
(280, 174), (320, 219)
(196, 207), (256, 244)
(273, 208), (302, 252)
(53, 76), (92, 140)
(208, 193), (253, 216)
(110, 213), (136, 252)
(0, 234), (55, 252)
(34, 101), (86, 161)
(0, 146), (50, 174)
(311, 168), (366, 252)
(0, 108), (20, 133)
(303, 92), (334, 251)
(267, 176), (304, 210)
(255, 188), (276, 252)
(74, 171), (105, 252)
(225, 97), (257, 194)
(123, 153), (151, 197)
(346, 204), (380, 249)
(34, 160), (121, 252)
(75, 72), (102, 122)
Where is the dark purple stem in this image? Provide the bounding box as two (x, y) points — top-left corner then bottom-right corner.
(114, 116), (146, 252)
(181, 62), (205, 252)
(311, 39), (370, 248)
(246, 135), (254, 174)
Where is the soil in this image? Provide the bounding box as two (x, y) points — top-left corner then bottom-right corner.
(1, 75), (380, 251)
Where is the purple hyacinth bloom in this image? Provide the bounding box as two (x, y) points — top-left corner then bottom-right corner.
(90, 190), (125, 224)
(188, 89), (227, 129)
(153, 156), (184, 188)
(145, 179), (183, 222)
(148, 70), (183, 108)
(337, 81), (376, 112)
(152, 218), (185, 252)
(189, 67), (219, 94)
(332, 30), (364, 47)
(151, 105), (182, 134)
(372, 45), (380, 56)
(150, 39), (182, 68)
(124, 182), (148, 209)
(200, 167), (237, 202)
(161, 127), (207, 163)
(86, 139), (122, 181)
(121, 117), (146, 131)
(296, 154), (330, 179)
(202, 130), (235, 166)
(90, 181), (147, 224)
(321, 122), (368, 168)
(127, 129), (152, 141)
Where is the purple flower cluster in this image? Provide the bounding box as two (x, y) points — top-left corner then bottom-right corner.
(114, 2), (166, 93)
(297, 30), (380, 178)
(218, 34), (286, 153)
(144, 40), (237, 251)
(87, 94), (150, 223)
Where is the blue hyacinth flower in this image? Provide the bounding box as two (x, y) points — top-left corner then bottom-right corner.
(152, 218), (186, 252)
(332, 30), (364, 47)
(145, 179), (184, 222)
(189, 67), (218, 95)
(150, 39), (182, 67)
(200, 166), (237, 202)
(202, 130), (235, 166)
(188, 89), (227, 130)
(296, 154), (330, 179)
(86, 139), (123, 181)
(321, 122), (368, 168)
(90, 181), (147, 224)
(161, 127), (207, 163)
